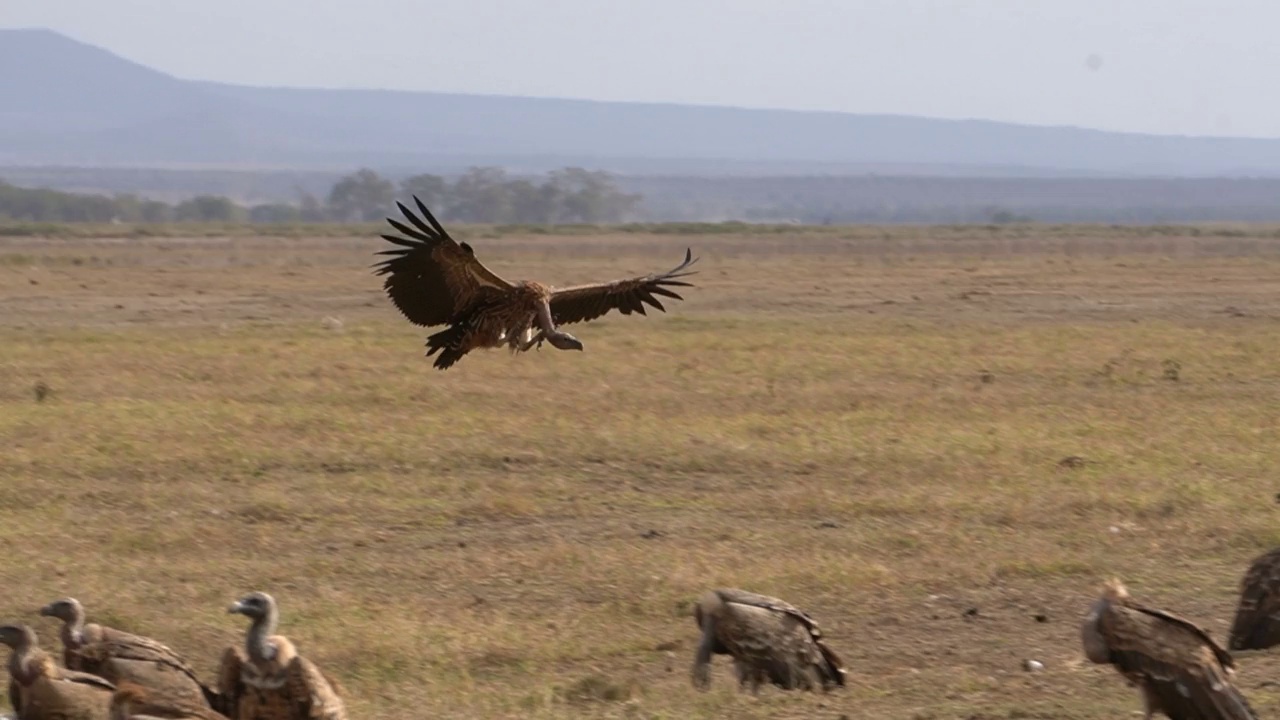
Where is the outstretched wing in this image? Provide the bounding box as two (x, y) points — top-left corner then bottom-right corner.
(373, 196), (513, 327)
(548, 248), (697, 326)
(1104, 602), (1256, 719)
(1229, 548), (1280, 651)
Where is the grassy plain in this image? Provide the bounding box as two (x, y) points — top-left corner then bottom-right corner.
(2, 223), (1280, 718)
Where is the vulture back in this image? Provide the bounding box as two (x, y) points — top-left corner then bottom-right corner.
(1083, 580), (1256, 720)
(1228, 547), (1280, 651)
(693, 589), (845, 692)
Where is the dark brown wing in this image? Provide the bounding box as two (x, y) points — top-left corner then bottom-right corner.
(1229, 547), (1280, 650)
(373, 196), (513, 327)
(214, 647), (245, 719)
(1104, 603), (1256, 719)
(548, 248), (697, 326)
(285, 656), (346, 720)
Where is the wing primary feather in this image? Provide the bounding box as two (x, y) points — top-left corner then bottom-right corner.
(414, 196), (452, 238)
(384, 217), (432, 242)
(398, 200), (440, 238)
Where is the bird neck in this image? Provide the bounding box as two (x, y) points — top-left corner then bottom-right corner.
(63, 612), (85, 647)
(245, 612), (279, 662)
(8, 640), (37, 683)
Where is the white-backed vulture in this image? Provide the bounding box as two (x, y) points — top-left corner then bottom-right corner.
(39, 599), (223, 714)
(1228, 546), (1280, 651)
(374, 196), (698, 369)
(1, 623), (114, 720)
(691, 588), (846, 693)
(108, 681), (228, 720)
(217, 593), (346, 720)
(1081, 578), (1257, 720)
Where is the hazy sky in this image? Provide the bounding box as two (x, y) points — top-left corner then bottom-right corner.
(9, 0), (1278, 138)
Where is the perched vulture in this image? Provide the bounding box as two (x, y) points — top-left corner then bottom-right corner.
(0, 623), (115, 720)
(1228, 546), (1280, 651)
(691, 588), (846, 693)
(218, 592), (346, 720)
(108, 681), (228, 720)
(1081, 578), (1257, 720)
(374, 196), (698, 369)
(39, 598), (224, 714)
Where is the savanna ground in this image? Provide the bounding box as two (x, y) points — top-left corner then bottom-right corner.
(2, 222), (1280, 719)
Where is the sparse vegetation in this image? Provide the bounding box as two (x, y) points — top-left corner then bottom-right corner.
(2, 226), (1280, 718)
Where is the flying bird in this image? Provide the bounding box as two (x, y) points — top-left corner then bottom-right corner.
(1228, 546), (1280, 651)
(690, 588), (846, 694)
(1081, 578), (1257, 720)
(374, 197), (698, 369)
(218, 592), (347, 720)
(40, 598), (224, 713)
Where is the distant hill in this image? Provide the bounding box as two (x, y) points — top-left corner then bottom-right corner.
(7, 27), (1280, 177)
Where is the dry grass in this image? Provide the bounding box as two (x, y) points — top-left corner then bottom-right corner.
(2, 226), (1280, 718)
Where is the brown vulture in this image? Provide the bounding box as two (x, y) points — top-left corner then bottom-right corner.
(1228, 546), (1280, 650)
(218, 592), (346, 720)
(691, 588), (846, 694)
(40, 598), (224, 714)
(1, 623), (115, 720)
(374, 196), (698, 369)
(1081, 578), (1257, 720)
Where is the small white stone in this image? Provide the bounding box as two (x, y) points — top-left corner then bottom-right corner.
(1023, 659), (1045, 672)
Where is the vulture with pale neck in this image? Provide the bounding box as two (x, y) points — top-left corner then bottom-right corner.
(39, 598), (223, 714)
(1081, 578), (1257, 720)
(374, 197), (698, 369)
(1, 623), (115, 720)
(690, 588), (846, 694)
(217, 592), (346, 720)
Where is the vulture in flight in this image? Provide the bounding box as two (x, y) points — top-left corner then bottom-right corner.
(374, 196), (698, 369)
(40, 598), (224, 714)
(1228, 546), (1280, 651)
(218, 592), (347, 720)
(1081, 578), (1257, 720)
(1, 623), (116, 720)
(691, 588), (846, 694)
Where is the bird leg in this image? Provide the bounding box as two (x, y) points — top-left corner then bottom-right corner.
(691, 617), (717, 691)
(517, 330), (546, 352)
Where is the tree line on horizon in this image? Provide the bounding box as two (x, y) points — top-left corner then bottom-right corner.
(0, 167), (642, 225)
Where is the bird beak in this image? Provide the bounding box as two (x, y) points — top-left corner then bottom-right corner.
(227, 601), (245, 614)
(38, 604), (54, 617)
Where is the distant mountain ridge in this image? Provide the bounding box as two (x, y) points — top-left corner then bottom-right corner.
(5, 27), (1280, 176)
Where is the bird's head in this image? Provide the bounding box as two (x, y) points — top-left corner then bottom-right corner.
(0, 624), (35, 650)
(228, 591), (275, 620)
(548, 332), (583, 352)
(39, 597), (82, 623)
(1101, 578), (1129, 601)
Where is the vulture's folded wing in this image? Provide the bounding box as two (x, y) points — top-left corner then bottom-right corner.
(214, 648), (245, 715)
(1229, 548), (1280, 650)
(286, 656), (346, 720)
(1108, 604), (1255, 720)
(373, 196), (513, 327)
(548, 248), (697, 326)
